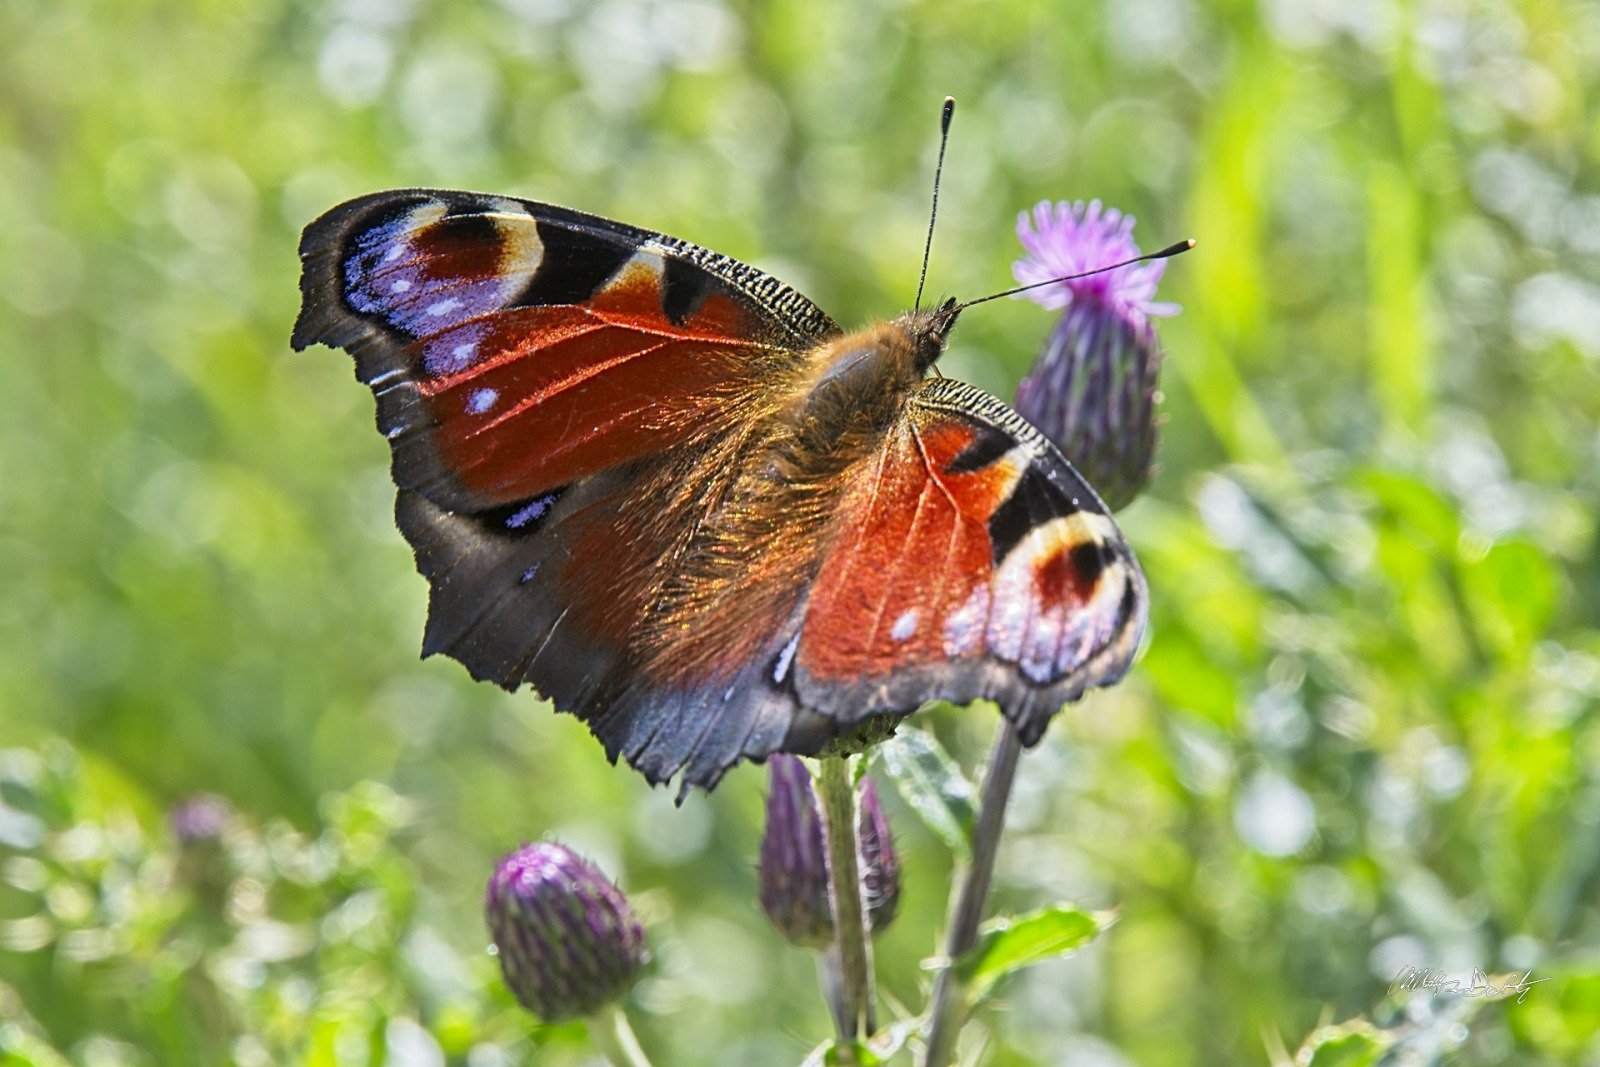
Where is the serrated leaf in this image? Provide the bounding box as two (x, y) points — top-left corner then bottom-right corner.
(955, 904), (1113, 1003)
(877, 726), (975, 860)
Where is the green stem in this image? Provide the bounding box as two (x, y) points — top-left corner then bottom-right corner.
(606, 1007), (653, 1067)
(817, 754), (875, 1041)
(923, 719), (1023, 1067)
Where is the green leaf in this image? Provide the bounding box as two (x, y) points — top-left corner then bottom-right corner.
(1362, 472), (1460, 553)
(954, 904), (1114, 1003)
(1295, 1020), (1393, 1067)
(877, 726), (976, 861)
(1460, 539), (1557, 660)
(800, 1038), (884, 1067)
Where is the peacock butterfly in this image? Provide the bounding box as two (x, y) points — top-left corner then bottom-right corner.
(291, 189), (1148, 790)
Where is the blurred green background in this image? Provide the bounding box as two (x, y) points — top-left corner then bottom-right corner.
(2, 0), (1599, 1063)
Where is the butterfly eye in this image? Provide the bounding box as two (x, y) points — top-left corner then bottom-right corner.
(912, 300), (961, 368)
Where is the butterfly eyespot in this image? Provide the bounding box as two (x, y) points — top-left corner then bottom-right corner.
(1033, 540), (1106, 604)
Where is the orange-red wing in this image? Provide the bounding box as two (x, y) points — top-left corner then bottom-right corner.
(791, 378), (1147, 744)
(292, 189), (838, 511)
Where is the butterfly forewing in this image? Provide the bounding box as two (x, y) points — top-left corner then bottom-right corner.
(292, 189), (839, 510)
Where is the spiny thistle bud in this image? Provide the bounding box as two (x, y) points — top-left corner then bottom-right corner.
(1012, 200), (1180, 512)
(856, 776), (900, 934)
(758, 754), (834, 948)
(758, 756), (901, 948)
(485, 842), (647, 1022)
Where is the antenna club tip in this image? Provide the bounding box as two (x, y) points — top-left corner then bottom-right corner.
(941, 96), (955, 129)
(1149, 238), (1196, 260)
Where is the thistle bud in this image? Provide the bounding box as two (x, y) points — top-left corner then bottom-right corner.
(757, 756), (901, 947)
(485, 842), (647, 1022)
(856, 776), (900, 935)
(758, 754), (834, 948)
(169, 794), (231, 844)
(1011, 200), (1180, 512)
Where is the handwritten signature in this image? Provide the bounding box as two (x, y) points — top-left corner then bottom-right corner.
(1389, 966), (1552, 1004)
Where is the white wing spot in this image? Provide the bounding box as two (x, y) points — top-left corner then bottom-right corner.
(391, 278), (412, 293)
(890, 610), (919, 642)
(772, 633), (801, 684)
(426, 297), (463, 317)
(467, 388), (498, 414)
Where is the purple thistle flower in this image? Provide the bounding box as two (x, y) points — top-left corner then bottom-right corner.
(757, 756), (901, 948)
(1012, 200), (1180, 511)
(485, 842), (647, 1022)
(1012, 200), (1179, 325)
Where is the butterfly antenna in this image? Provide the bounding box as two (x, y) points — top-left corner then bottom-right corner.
(954, 238), (1196, 312)
(914, 96), (957, 315)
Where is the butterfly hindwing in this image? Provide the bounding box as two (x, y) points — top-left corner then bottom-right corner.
(569, 378), (1148, 787)
(790, 377), (1147, 744)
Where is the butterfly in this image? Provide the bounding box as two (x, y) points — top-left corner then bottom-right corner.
(292, 190), (1147, 791)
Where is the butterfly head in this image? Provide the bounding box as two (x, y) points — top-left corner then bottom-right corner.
(899, 296), (961, 374)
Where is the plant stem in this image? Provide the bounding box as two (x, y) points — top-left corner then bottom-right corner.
(817, 946), (849, 1036)
(817, 754), (875, 1040)
(613, 1009), (653, 1067)
(594, 1008), (654, 1067)
(923, 719), (1023, 1067)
